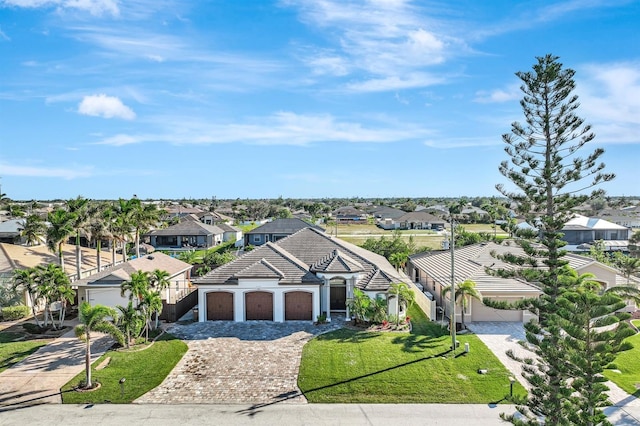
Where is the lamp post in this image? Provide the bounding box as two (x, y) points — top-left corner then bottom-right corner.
(509, 376), (515, 399)
(450, 213), (456, 356)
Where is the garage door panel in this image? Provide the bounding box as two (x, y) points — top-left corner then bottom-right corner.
(285, 291), (312, 321)
(87, 288), (128, 310)
(245, 291), (273, 321)
(207, 292), (234, 321)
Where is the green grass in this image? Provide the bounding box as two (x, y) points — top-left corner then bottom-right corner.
(604, 329), (640, 396)
(0, 332), (50, 373)
(298, 305), (526, 403)
(61, 333), (188, 404)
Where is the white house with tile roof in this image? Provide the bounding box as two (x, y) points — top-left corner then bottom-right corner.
(73, 252), (192, 311)
(407, 241), (640, 323)
(195, 227), (407, 322)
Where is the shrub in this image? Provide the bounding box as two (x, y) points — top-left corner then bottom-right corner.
(2, 305), (30, 320)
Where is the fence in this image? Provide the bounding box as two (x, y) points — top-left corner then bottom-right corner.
(160, 288), (198, 323)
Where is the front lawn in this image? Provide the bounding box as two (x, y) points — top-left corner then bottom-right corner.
(298, 305), (525, 403)
(604, 327), (640, 396)
(0, 332), (50, 373)
(61, 333), (187, 404)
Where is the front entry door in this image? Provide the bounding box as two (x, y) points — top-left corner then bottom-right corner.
(330, 286), (346, 311)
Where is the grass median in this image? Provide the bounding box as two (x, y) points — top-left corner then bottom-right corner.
(298, 305), (525, 403)
(61, 333), (187, 404)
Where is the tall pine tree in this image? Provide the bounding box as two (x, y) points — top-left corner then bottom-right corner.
(495, 54), (614, 424)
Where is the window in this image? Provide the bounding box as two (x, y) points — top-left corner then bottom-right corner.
(253, 235), (261, 243)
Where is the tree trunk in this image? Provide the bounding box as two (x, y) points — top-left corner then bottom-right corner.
(76, 238), (82, 280)
(135, 230), (140, 259)
(96, 241), (102, 272)
(85, 332), (92, 388)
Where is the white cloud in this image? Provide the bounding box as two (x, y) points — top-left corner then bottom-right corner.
(474, 84), (520, 103)
(284, 0), (463, 91)
(2, 0), (119, 16)
(78, 94), (136, 120)
(578, 61), (640, 144)
(0, 161), (93, 179)
(94, 111), (431, 147)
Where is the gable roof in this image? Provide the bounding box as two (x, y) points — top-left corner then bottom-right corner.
(197, 227), (404, 291)
(396, 211), (445, 223)
(73, 252), (192, 286)
(409, 241), (639, 293)
(197, 242), (321, 285)
(246, 218), (324, 235)
(563, 214), (629, 231)
(147, 220), (224, 236)
(311, 249), (364, 273)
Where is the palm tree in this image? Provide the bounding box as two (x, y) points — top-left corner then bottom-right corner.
(36, 263), (73, 329)
(88, 202), (113, 272)
(120, 270), (150, 303)
(66, 196), (91, 280)
(75, 302), (123, 389)
(388, 282), (415, 327)
(113, 198), (134, 263)
(46, 208), (75, 272)
(19, 214), (46, 246)
(139, 290), (163, 340)
(116, 301), (145, 349)
(615, 255), (640, 284)
(149, 269), (171, 328)
(11, 268), (42, 327)
(442, 279), (482, 329)
(128, 198), (163, 259)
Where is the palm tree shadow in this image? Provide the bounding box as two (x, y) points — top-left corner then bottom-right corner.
(235, 347), (453, 418)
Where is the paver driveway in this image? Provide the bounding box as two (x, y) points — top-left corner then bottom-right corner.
(135, 320), (343, 405)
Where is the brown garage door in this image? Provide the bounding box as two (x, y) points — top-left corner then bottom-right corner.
(245, 291), (273, 320)
(206, 292), (234, 320)
(285, 291), (313, 321)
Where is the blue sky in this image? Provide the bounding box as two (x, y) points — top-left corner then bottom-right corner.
(1, 0), (639, 201)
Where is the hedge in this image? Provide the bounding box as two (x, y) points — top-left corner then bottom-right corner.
(1, 305), (30, 320)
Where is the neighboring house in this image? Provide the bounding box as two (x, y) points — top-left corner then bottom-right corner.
(379, 211), (445, 231)
(369, 206), (407, 222)
(0, 242), (115, 308)
(164, 206), (204, 218)
(195, 227), (407, 322)
(217, 222), (243, 246)
(332, 206), (368, 223)
(600, 206), (640, 229)
(562, 214), (631, 252)
(197, 211), (235, 225)
(147, 220), (225, 251)
(244, 218), (324, 247)
(0, 219), (25, 244)
(74, 252), (193, 320)
(407, 241), (640, 324)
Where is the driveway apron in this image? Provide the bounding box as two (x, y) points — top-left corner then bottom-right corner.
(0, 325), (114, 408)
(468, 321), (640, 415)
(135, 320), (342, 405)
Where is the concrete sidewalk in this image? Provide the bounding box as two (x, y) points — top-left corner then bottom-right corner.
(468, 321), (640, 424)
(0, 322), (114, 408)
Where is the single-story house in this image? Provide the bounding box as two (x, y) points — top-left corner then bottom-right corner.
(147, 220), (225, 251)
(407, 241), (640, 323)
(369, 206), (407, 221)
(379, 211), (445, 231)
(195, 227), (407, 322)
(562, 214), (631, 252)
(0, 219), (26, 244)
(244, 218), (324, 247)
(332, 206), (368, 223)
(74, 252), (192, 311)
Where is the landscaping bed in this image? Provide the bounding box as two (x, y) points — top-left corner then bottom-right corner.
(298, 304), (525, 403)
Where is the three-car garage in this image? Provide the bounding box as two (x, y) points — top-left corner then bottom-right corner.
(204, 289), (315, 322)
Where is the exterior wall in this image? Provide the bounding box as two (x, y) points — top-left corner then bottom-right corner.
(198, 280), (320, 322)
(576, 264), (616, 290)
